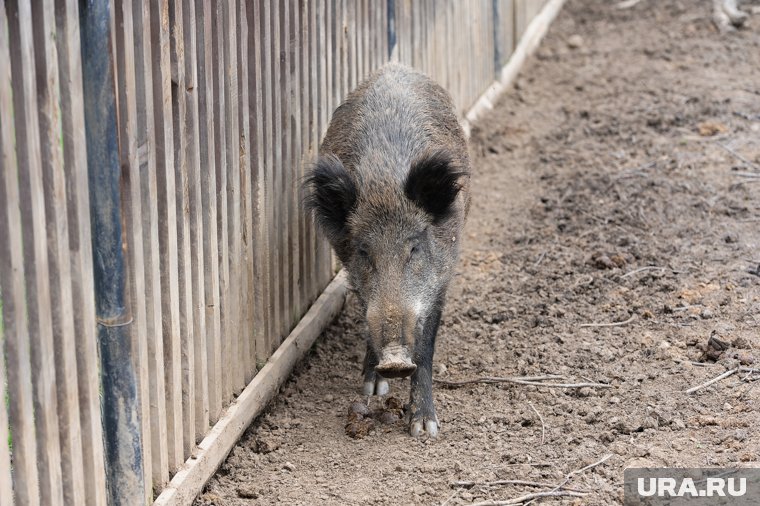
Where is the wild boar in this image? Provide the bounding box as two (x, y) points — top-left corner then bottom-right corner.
(305, 63), (470, 437)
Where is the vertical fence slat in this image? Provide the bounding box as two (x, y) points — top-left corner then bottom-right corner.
(289, 0), (303, 328)
(237, 0), (256, 384)
(7, 1), (66, 503)
(181, 0), (210, 443)
(53, 0), (109, 502)
(168, 0), (197, 460)
(269, 0), (284, 347)
(260, 0), (277, 357)
(133, 0), (170, 489)
(0, 4), (41, 504)
(150, 0), (184, 472)
(310, 0), (321, 302)
(247, 0), (271, 367)
(221, 1), (244, 394)
(297, 0), (308, 314)
(113, 0), (153, 499)
(195, 0), (223, 424)
(277, 0), (293, 345)
(211, 2), (233, 403)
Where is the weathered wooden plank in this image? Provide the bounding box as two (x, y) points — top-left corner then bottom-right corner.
(132, 0), (170, 488)
(221, 2), (244, 394)
(289, 0), (303, 327)
(194, 0), (223, 425)
(153, 272), (347, 506)
(269, 0), (285, 347)
(236, 0), (255, 384)
(0, 4), (41, 504)
(149, 0), (184, 471)
(260, 0), (277, 358)
(168, 1), (197, 460)
(278, 0), (292, 344)
(179, 0), (209, 442)
(245, 0), (270, 368)
(210, 2), (233, 404)
(7, 1), (66, 503)
(52, 0), (109, 501)
(112, 0), (153, 499)
(309, 0), (321, 303)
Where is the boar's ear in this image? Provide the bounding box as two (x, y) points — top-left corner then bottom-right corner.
(404, 150), (465, 223)
(304, 155), (358, 244)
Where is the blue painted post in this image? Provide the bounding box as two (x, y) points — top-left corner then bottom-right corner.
(387, 0), (396, 59)
(79, 0), (146, 504)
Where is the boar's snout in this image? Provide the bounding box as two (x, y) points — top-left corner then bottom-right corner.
(375, 344), (417, 379)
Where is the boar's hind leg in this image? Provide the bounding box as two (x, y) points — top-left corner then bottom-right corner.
(409, 303), (444, 437)
(362, 346), (390, 396)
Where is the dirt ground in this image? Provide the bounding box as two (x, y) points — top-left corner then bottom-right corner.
(196, 1), (760, 504)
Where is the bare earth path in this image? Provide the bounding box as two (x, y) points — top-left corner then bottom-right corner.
(196, 1), (760, 504)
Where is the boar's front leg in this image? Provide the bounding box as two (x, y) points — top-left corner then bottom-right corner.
(409, 300), (444, 437)
(362, 345), (390, 396)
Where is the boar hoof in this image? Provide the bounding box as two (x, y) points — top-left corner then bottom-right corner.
(375, 345), (417, 379)
(362, 377), (389, 396)
(410, 418), (439, 438)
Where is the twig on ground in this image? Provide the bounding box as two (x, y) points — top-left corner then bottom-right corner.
(522, 454), (614, 506)
(451, 480), (587, 493)
(716, 141), (760, 172)
(527, 402), (546, 445)
(533, 250), (547, 267)
(734, 171), (760, 178)
(434, 376), (613, 389)
(440, 487), (462, 506)
(470, 490), (586, 506)
(579, 315), (636, 328)
(685, 367), (760, 394)
(620, 266), (665, 278)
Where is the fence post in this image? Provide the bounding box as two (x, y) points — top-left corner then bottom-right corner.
(79, 0), (146, 503)
(387, 0), (396, 60)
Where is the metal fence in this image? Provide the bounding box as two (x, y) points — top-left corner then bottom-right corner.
(0, 0), (551, 504)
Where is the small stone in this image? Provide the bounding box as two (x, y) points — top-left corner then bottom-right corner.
(349, 401), (370, 417)
(735, 429), (748, 442)
(578, 387), (593, 397)
(641, 417), (658, 430)
(378, 411), (399, 425)
(283, 462), (296, 472)
(567, 34), (584, 49)
(672, 418), (686, 430)
(659, 340), (671, 349)
(324, 394), (334, 402)
(610, 396), (621, 404)
(701, 308), (714, 319)
(237, 485), (258, 499)
(697, 121), (728, 137)
(723, 402), (733, 411)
